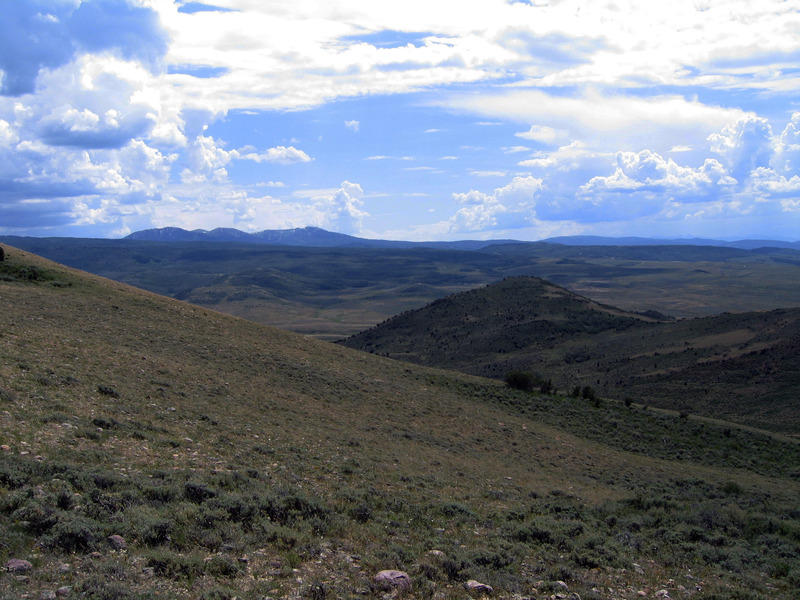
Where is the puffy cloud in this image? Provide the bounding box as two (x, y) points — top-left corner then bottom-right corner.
(0, 0), (167, 96)
(448, 176), (542, 233)
(708, 116), (773, 182)
(773, 112), (800, 175)
(317, 181), (369, 234)
(449, 202), (507, 232)
(453, 190), (493, 205)
(180, 137), (312, 184)
(236, 146), (312, 165)
(751, 167), (800, 198)
(518, 140), (602, 172)
(0, 119), (19, 147)
(181, 135), (232, 183)
(344, 120), (360, 131)
(582, 150), (733, 197)
(38, 104), (157, 149)
(515, 124), (567, 145)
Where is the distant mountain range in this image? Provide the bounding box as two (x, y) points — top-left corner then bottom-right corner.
(125, 226), (800, 251)
(544, 235), (800, 250)
(124, 226), (513, 250)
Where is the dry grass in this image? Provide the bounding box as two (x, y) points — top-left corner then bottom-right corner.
(1, 245), (799, 599)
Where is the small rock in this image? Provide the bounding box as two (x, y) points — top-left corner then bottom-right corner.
(567, 593), (581, 600)
(374, 569), (412, 591)
(107, 534), (127, 550)
(57, 564), (71, 574)
(56, 588), (72, 598)
(6, 558), (33, 572)
(656, 591), (670, 598)
(142, 567), (155, 578)
(465, 579), (494, 595)
(1, 444), (10, 451)
(554, 581), (569, 592)
(89, 552), (102, 559)
(40, 591), (57, 600)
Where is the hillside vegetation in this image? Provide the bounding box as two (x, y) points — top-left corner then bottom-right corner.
(340, 277), (800, 437)
(1, 245), (800, 599)
(5, 237), (800, 340)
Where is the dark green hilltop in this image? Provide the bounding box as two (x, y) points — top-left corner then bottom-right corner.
(338, 276), (800, 436)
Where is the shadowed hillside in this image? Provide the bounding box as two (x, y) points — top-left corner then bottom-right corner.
(339, 277), (800, 436)
(5, 236), (800, 341)
(1, 246), (800, 599)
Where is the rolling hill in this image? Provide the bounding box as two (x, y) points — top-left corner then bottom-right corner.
(339, 276), (800, 437)
(2, 244), (800, 599)
(5, 236), (800, 341)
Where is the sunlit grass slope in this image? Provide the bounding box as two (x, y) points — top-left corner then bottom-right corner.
(1, 245), (799, 599)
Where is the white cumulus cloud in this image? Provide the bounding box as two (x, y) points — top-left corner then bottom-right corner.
(449, 175), (542, 233)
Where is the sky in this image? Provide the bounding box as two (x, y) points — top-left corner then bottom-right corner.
(1, 0), (800, 241)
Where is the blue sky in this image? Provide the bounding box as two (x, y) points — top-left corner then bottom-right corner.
(1, 0), (800, 241)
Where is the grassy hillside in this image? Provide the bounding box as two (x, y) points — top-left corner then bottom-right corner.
(1, 245), (800, 599)
(339, 277), (800, 437)
(5, 237), (800, 340)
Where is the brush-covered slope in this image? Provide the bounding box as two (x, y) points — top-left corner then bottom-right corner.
(339, 276), (800, 436)
(7, 237), (800, 342)
(1, 246), (800, 599)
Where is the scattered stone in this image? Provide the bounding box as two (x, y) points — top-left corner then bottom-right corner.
(553, 581), (569, 592)
(6, 558), (33, 572)
(567, 593), (581, 600)
(656, 591), (670, 598)
(142, 567), (155, 578)
(374, 569), (412, 591)
(89, 552), (102, 559)
(57, 564), (71, 574)
(56, 587), (72, 597)
(1, 444), (10, 451)
(40, 591), (57, 600)
(107, 534), (127, 550)
(465, 579), (494, 595)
